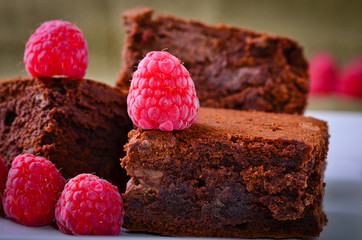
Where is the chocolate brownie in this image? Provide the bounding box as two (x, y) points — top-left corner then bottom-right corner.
(0, 77), (132, 191)
(116, 7), (309, 114)
(121, 107), (329, 238)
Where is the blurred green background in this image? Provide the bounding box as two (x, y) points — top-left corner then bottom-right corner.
(1, 0), (362, 110)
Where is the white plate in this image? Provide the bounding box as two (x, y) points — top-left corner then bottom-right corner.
(1, 110), (362, 240)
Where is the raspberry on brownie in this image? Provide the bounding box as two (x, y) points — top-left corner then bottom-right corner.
(127, 51), (199, 131)
(121, 107), (329, 238)
(24, 20), (88, 79)
(116, 7), (309, 114)
(0, 77), (132, 192)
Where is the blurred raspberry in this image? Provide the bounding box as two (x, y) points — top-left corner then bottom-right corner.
(55, 174), (124, 236)
(309, 52), (338, 96)
(3, 154), (65, 226)
(127, 51), (199, 131)
(0, 157), (8, 216)
(340, 57), (362, 98)
(24, 20), (88, 78)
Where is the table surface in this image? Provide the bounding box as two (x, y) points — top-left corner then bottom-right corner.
(1, 110), (362, 240)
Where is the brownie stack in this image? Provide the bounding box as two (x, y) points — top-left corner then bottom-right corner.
(119, 7), (329, 239)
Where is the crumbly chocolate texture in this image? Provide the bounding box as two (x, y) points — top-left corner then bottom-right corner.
(116, 7), (309, 114)
(0, 77), (132, 191)
(122, 107), (329, 238)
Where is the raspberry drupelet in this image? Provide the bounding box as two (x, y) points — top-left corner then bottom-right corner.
(24, 20), (88, 78)
(2, 154), (65, 226)
(127, 51), (199, 131)
(55, 174), (124, 236)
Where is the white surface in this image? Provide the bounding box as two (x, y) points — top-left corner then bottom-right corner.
(305, 111), (362, 182)
(1, 110), (362, 240)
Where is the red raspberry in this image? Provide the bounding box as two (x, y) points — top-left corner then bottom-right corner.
(2, 154), (65, 226)
(55, 174), (124, 236)
(24, 20), (88, 79)
(340, 57), (362, 98)
(127, 51), (199, 131)
(0, 157), (8, 215)
(309, 52), (338, 96)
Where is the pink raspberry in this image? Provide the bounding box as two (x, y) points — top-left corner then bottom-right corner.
(55, 174), (124, 236)
(340, 57), (362, 98)
(0, 157), (8, 216)
(127, 51), (199, 131)
(309, 52), (338, 96)
(24, 20), (88, 79)
(2, 154), (65, 226)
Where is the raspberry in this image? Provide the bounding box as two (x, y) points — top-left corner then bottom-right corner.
(55, 174), (124, 236)
(2, 154), (65, 226)
(24, 20), (88, 79)
(0, 157), (8, 215)
(127, 51), (199, 131)
(340, 57), (362, 98)
(309, 52), (338, 96)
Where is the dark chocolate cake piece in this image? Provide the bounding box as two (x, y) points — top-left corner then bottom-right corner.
(0, 77), (132, 191)
(121, 107), (329, 238)
(116, 7), (309, 114)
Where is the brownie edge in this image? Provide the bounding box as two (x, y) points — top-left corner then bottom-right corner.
(121, 107), (329, 238)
